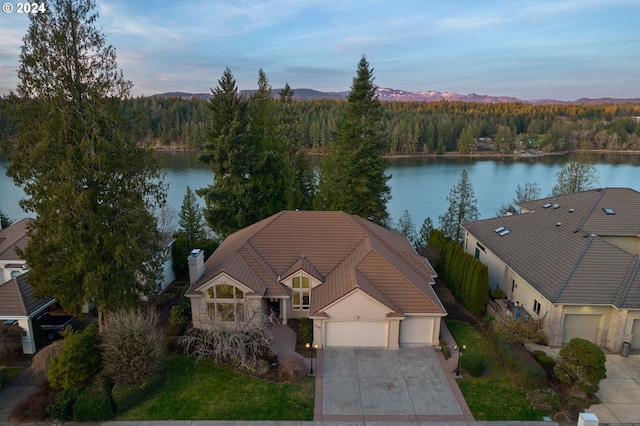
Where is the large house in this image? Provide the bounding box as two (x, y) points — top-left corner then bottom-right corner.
(186, 210), (446, 348)
(461, 187), (640, 353)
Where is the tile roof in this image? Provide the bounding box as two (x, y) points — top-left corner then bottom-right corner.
(0, 218), (33, 262)
(187, 211), (445, 316)
(461, 188), (640, 309)
(0, 272), (54, 317)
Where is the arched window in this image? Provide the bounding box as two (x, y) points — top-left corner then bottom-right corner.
(206, 284), (245, 321)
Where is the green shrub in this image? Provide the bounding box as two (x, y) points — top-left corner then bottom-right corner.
(554, 338), (606, 394)
(537, 355), (555, 377)
(169, 305), (189, 325)
(101, 309), (165, 385)
(166, 321), (188, 337)
(490, 287), (506, 299)
(0, 322), (23, 364)
(46, 387), (82, 420)
(48, 323), (102, 390)
(526, 388), (562, 415)
(297, 317), (313, 346)
(531, 350), (546, 360)
(0, 366), (7, 385)
(460, 353), (484, 377)
(439, 338), (450, 359)
(72, 385), (113, 421)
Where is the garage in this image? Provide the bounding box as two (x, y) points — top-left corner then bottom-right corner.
(562, 314), (601, 344)
(400, 316), (435, 346)
(631, 319), (640, 350)
(325, 321), (387, 347)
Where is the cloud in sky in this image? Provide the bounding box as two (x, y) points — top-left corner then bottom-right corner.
(0, 0), (638, 100)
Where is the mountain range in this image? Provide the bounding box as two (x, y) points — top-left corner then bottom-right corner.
(154, 88), (640, 105)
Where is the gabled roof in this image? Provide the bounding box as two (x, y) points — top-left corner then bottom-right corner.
(0, 218), (33, 262)
(187, 211), (444, 316)
(0, 272), (55, 317)
(461, 188), (640, 309)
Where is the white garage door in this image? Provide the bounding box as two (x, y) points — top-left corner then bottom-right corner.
(631, 319), (640, 350)
(325, 321), (387, 347)
(400, 317), (435, 345)
(562, 314), (601, 344)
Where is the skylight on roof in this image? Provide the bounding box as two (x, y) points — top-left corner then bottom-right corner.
(499, 229), (511, 236)
(543, 203), (552, 208)
(494, 226), (505, 233)
(603, 208), (615, 215)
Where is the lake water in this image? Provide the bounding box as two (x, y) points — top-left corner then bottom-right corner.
(2, 151), (639, 230)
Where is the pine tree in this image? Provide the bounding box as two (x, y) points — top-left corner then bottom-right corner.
(416, 217), (433, 251)
(439, 169), (479, 244)
(2, 0), (166, 328)
(395, 210), (417, 246)
(198, 68), (257, 237)
(179, 186), (205, 244)
(315, 56), (391, 224)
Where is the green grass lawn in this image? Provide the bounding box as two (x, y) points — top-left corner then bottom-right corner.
(446, 319), (544, 421)
(117, 355), (315, 421)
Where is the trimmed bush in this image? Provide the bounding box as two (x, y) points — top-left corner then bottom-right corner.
(460, 353), (484, 377)
(531, 350), (546, 360)
(439, 338), (451, 359)
(48, 323), (102, 390)
(526, 388), (562, 415)
(72, 385), (113, 421)
(297, 317), (313, 346)
(46, 387), (82, 420)
(554, 338), (606, 394)
(490, 287), (506, 299)
(169, 305), (189, 325)
(537, 355), (555, 377)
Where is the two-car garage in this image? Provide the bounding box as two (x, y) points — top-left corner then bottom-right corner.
(323, 316), (438, 348)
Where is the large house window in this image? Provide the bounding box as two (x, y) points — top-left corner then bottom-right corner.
(292, 276), (311, 311)
(206, 284), (245, 321)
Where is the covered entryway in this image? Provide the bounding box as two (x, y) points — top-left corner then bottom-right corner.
(562, 314), (601, 344)
(325, 321), (387, 347)
(400, 317), (435, 346)
(631, 319), (640, 350)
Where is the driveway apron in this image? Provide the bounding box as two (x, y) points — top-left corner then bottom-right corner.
(319, 346), (470, 422)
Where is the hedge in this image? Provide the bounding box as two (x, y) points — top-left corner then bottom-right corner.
(72, 385), (113, 421)
(460, 353), (484, 377)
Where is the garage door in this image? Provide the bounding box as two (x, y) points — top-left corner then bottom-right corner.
(631, 319), (640, 350)
(400, 317), (435, 345)
(562, 314), (601, 344)
(325, 321), (387, 347)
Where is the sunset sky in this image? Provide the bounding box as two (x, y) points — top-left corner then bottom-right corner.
(1, 0), (638, 101)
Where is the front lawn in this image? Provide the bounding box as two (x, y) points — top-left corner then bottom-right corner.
(446, 319), (543, 421)
(118, 354), (315, 420)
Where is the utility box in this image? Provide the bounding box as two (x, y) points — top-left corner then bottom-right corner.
(622, 341), (631, 357)
(578, 412), (599, 426)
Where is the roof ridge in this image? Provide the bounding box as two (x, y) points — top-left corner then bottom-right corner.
(615, 255), (640, 307)
(576, 188), (606, 232)
(552, 235), (595, 302)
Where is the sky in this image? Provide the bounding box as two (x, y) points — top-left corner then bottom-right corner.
(0, 0), (639, 101)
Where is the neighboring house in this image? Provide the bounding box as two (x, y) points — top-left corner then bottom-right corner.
(461, 187), (640, 353)
(0, 219), (55, 354)
(186, 210), (446, 348)
(158, 233), (176, 293)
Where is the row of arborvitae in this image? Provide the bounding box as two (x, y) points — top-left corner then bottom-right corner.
(428, 229), (488, 315)
(25, 309), (165, 422)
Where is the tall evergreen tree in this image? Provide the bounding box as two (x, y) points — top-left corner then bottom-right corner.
(179, 186), (205, 244)
(395, 210), (417, 246)
(0, 209), (14, 230)
(315, 56), (391, 224)
(278, 83), (315, 210)
(416, 217), (434, 251)
(198, 68), (257, 237)
(439, 169), (479, 244)
(2, 0), (166, 328)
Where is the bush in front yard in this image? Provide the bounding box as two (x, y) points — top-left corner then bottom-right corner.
(48, 323), (102, 390)
(47, 387), (82, 421)
(554, 338), (606, 394)
(72, 382), (113, 421)
(460, 353), (484, 377)
(526, 388), (562, 416)
(278, 355), (308, 383)
(101, 309), (165, 385)
(297, 317), (313, 346)
(0, 322), (23, 364)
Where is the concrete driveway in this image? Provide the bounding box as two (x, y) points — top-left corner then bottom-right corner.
(316, 346), (472, 422)
(586, 353), (640, 424)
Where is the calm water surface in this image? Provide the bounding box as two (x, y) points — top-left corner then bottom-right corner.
(2, 152), (639, 229)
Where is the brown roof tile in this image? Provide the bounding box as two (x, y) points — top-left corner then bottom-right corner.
(0, 272), (54, 317)
(188, 211), (445, 316)
(0, 218), (33, 262)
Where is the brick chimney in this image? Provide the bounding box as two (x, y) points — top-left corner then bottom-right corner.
(187, 249), (205, 284)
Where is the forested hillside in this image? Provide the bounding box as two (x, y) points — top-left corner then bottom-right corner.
(2, 96), (640, 154)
